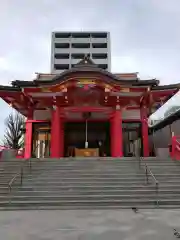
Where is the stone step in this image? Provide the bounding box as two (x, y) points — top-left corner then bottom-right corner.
(0, 157), (172, 163)
(9, 184), (180, 190)
(0, 204), (177, 211)
(26, 171), (142, 176)
(0, 199), (179, 207)
(23, 180), (151, 186)
(1, 157), (180, 209)
(27, 165), (141, 169)
(31, 158), (140, 161)
(1, 185), (156, 192)
(30, 157), (170, 161)
(23, 176), (149, 181)
(0, 199), (159, 208)
(148, 169), (180, 171)
(26, 169), (141, 173)
(28, 161), (178, 165)
(21, 174), (180, 179)
(19, 179), (180, 186)
(27, 167), (180, 173)
(10, 190), (180, 196)
(22, 178), (180, 184)
(0, 195), (175, 201)
(28, 160), (175, 164)
(145, 165), (180, 168)
(0, 178), (148, 183)
(0, 169), (139, 174)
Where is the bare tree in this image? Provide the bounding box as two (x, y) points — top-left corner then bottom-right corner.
(3, 112), (25, 150)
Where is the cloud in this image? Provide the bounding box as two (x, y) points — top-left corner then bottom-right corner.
(0, 57), (10, 71)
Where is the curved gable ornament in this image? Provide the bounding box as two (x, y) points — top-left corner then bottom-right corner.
(47, 77), (115, 93)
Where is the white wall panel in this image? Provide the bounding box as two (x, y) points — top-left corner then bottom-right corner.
(33, 110), (51, 120)
(122, 109), (140, 120)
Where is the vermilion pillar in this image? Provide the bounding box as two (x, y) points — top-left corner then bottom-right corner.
(111, 108), (123, 157)
(24, 120), (33, 158)
(24, 108), (33, 159)
(141, 105), (149, 157)
(50, 106), (64, 158)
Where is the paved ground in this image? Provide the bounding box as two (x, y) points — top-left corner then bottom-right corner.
(0, 209), (180, 239)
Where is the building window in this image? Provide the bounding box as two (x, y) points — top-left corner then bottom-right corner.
(71, 33), (90, 38)
(92, 53), (107, 59)
(92, 43), (107, 48)
(55, 43), (70, 48)
(71, 43), (90, 48)
(71, 53), (90, 59)
(98, 64), (108, 69)
(54, 54), (69, 59)
(91, 32), (107, 38)
(54, 64), (69, 70)
(55, 33), (71, 38)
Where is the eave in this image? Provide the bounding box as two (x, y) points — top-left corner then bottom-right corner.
(11, 68), (159, 88)
(0, 85), (21, 91)
(151, 83), (180, 91)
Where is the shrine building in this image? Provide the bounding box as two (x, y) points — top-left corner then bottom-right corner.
(0, 57), (179, 158)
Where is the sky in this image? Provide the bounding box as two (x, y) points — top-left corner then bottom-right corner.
(0, 0), (180, 137)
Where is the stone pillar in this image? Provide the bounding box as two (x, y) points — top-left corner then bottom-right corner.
(141, 105), (149, 157)
(50, 106), (64, 158)
(111, 106), (123, 157)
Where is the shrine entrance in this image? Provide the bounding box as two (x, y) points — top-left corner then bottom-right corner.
(32, 122), (51, 158)
(64, 121), (110, 157)
(122, 122), (143, 157)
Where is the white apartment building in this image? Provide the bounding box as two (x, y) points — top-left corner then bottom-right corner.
(51, 31), (111, 73)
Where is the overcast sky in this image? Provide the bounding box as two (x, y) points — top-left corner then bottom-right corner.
(0, 0), (180, 138)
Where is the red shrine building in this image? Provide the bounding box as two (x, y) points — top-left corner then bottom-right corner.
(0, 57), (179, 158)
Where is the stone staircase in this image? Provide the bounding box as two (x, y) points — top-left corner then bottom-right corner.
(0, 157), (180, 210)
(142, 157), (180, 206)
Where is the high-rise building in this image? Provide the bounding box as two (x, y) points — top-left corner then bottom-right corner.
(51, 31), (111, 73)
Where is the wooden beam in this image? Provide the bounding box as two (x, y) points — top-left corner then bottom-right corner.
(63, 106), (112, 113)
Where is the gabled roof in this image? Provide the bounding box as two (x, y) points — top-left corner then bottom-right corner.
(11, 56), (159, 88)
(73, 55), (98, 67)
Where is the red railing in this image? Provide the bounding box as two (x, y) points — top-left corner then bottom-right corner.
(171, 136), (180, 160)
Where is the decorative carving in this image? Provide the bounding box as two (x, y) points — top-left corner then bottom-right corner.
(116, 105), (121, 110)
(76, 79), (96, 90)
(120, 88), (129, 92)
(105, 88), (110, 92)
(52, 105), (56, 110)
(41, 87), (51, 92)
(62, 88), (67, 92)
(104, 84), (112, 92)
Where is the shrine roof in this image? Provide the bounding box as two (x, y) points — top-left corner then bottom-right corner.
(0, 56), (179, 92)
(4, 77), (179, 92)
(35, 72), (139, 82)
(151, 83), (180, 90)
(0, 85), (20, 91)
(8, 55), (158, 88)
